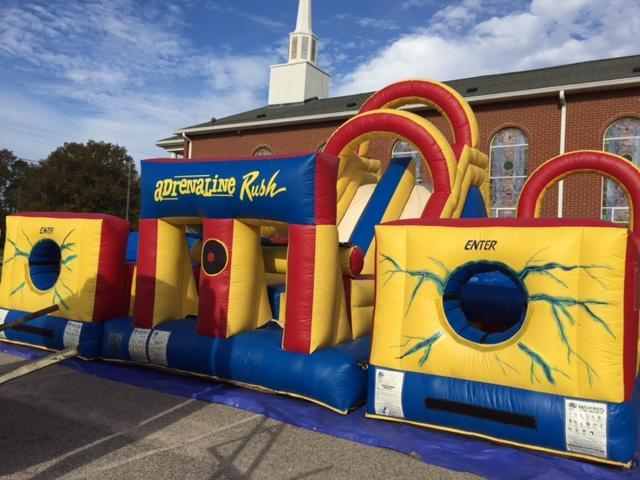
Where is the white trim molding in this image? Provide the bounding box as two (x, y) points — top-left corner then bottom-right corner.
(171, 76), (640, 137)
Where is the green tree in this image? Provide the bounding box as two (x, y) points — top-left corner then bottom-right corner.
(0, 149), (34, 233)
(20, 141), (140, 227)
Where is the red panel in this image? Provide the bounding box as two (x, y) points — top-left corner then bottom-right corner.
(349, 246), (365, 276)
(314, 152), (338, 225)
(134, 219), (158, 328)
(197, 219), (234, 338)
(282, 225), (316, 353)
(358, 80), (473, 159)
(192, 265), (201, 293)
(93, 216), (130, 321)
(518, 151), (640, 235)
(623, 234), (640, 399)
(324, 111), (452, 219)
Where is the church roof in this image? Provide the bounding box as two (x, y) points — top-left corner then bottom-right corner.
(162, 54), (640, 144)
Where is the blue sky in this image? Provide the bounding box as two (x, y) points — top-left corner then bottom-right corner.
(1, 0), (639, 162)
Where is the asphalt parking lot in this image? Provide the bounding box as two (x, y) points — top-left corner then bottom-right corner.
(0, 351), (480, 480)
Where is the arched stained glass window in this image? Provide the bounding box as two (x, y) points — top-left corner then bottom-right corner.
(391, 140), (431, 188)
(602, 117), (640, 223)
(490, 128), (528, 218)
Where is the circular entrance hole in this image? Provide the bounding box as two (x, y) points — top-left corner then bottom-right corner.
(29, 239), (61, 291)
(443, 261), (527, 345)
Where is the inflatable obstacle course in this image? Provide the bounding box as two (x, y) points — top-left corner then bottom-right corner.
(5, 79), (639, 467)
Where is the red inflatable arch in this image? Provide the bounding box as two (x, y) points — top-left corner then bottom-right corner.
(324, 109), (456, 218)
(517, 150), (640, 235)
(359, 80), (479, 159)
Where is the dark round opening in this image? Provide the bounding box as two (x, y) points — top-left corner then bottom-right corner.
(29, 239), (61, 291)
(201, 239), (228, 276)
(443, 261), (527, 345)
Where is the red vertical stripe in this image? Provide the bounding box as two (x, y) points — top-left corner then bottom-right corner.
(134, 219), (158, 328)
(283, 225), (316, 353)
(91, 216), (130, 321)
(197, 219), (234, 338)
(314, 152), (338, 225)
(623, 234), (640, 400)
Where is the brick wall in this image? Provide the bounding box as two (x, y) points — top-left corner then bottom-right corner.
(563, 87), (640, 218)
(187, 86), (640, 220)
(190, 121), (340, 158)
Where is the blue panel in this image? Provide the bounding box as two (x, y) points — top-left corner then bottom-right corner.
(141, 154), (319, 224)
(101, 317), (371, 412)
(443, 262), (527, 345)
(267, 284), (285, 318)
(461, 186), (487, 218)
(126, 231), (139, 263)
(350, 156), (412, 252)
(1, 309), (102, 357)
(367, 366), (639, 464)
(29, 239), (61, 291)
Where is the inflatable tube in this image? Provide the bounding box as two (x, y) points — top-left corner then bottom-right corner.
(101, 317), (370, 413)
(0, 308), (103, 358)
(359, 79), (480, 159)
(325, 109), (457, 219)
(518, 150), (640, 234)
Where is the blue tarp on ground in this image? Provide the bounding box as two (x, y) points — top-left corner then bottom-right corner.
(1, 342), (638, 480)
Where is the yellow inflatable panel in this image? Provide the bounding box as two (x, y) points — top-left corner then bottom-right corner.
(0, 213), (129, 322)
(373, 223), (628, 403)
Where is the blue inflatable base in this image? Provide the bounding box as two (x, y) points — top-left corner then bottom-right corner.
(367, 365), (640, 466)
(101, 317), (370, 413)
(0, 310), (102, 358)
(0, 341), (638, 479)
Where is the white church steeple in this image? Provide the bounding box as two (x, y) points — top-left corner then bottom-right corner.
(295, 0), (312, 34)
(269, 0), (330, 105)
(290, 0), (316, 63)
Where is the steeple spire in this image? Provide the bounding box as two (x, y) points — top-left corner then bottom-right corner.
(268, 0), (330, 104)
(289, 0), (317, 64)
(295, 0), (312, 34)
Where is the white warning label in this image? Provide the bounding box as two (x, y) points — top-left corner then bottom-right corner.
(148, 330), (171, 366)
(565, 398), (607, 458)
(0, 309), (8, 339)
(63, 321), (83, 348)
(374, 368), (405, 418)
(128, 328), (151, 363)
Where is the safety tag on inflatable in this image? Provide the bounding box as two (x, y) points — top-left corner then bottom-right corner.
(129, 328), (151, 363)
(374, 368), (405, 418)
(63, 321), (83, 348)
(0, 309), (8, 339)
(148, 330), (171, 366)
(565, 399), (607, 458)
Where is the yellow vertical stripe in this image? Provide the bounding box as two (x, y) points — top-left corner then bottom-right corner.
(153, 220), (197, 326)
(226, 220), (271, 337)
(309, 225), (351, 352)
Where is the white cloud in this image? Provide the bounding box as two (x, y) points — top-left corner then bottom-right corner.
(401, 0), (434, 9)
(335, 0), (640, 95)
(0, 0), (275, 162)
(335, 13), (399, 31)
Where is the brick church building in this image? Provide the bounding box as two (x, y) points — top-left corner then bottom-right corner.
(158, 0), (640, 222)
